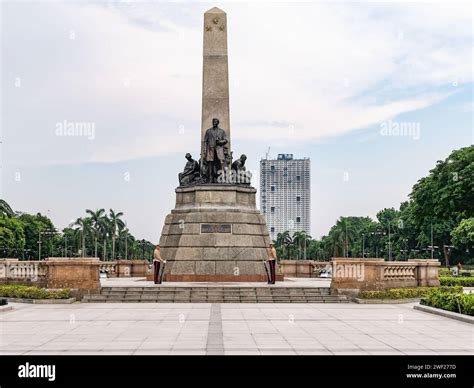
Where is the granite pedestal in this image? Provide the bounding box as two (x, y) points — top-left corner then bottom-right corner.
(159, 185), (273, 281)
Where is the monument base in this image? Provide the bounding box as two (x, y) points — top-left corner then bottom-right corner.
(159, 184), (275, 282)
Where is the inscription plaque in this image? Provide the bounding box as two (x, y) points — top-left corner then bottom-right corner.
(200, 223), (232, 234)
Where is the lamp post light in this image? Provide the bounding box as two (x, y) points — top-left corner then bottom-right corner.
(410, 249), (419, 260)
(371, 230), (386, 258)
(399, 238), (408, 260)
(361, 233), (366, 258)
(427, 245), (439, 260)
(38, 230), (58, 260)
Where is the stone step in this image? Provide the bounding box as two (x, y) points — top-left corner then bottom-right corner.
(101, 288), (330, 293)
(85, 298), (348, 303)
(85, 286), (346, 303)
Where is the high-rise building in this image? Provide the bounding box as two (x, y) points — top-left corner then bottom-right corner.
(260, 154), (311, 241)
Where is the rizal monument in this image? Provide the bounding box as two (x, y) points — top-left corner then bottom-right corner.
(158, 7), (273, 282)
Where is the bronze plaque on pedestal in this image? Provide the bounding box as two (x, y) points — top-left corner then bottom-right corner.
(200, 223), (232, 233)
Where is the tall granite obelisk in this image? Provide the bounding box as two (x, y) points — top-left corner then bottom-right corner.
(201, 7), (231, 158)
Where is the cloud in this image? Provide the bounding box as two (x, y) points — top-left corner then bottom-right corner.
(2, 1), (472, 165)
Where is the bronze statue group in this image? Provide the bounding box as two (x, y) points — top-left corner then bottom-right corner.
(178, 118), (251, 186)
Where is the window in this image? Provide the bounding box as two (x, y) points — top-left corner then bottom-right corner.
(296, 217), (301, 223)
(270, 227), (275, 232)
(296, 196), (301, 202)
(271, 165), (275, 171)
(296, 175), (301, 181)
(271, 186), (275, 192)
(270, 207), (275, 213)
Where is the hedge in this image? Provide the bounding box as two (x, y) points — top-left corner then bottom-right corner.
(439, 277), (474, 287)
(0, 285), (71, 299)
(360, 286), (462, 300)
(439, 268), (474, 277)
(421, 291), (474, 316)
(439, 268), (451, 276)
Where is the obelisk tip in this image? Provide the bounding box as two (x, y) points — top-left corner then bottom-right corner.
(205, 7), (226, 14)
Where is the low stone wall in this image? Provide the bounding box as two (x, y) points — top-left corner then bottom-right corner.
(44, 258), (101, 293)
(279, 260), (330, 278)
(331, 258), (440, 296)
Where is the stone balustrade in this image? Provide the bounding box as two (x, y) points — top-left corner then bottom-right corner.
(331, 258), (440, 296)
(99, 260), (149, 277)
(100, 263), (117, 276)
(0, 260), (46, 284)
(279, 260), (331, 278)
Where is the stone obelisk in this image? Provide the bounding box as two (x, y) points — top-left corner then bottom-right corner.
(201, 7), (231, 158)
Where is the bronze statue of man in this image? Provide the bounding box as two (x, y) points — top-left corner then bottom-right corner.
(202, 118), (228, 183)
(231, 154), (251, 184)
(179, 153), (200, 186)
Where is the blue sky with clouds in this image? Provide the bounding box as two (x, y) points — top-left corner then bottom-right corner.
(1, 1), (472, 241)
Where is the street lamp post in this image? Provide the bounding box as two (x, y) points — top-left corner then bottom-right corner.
(125, 231), (128, 260)
(430, 223), (434, 260)
(388, 223), (392, 261)
(362, 233), (366, 258)
(371, 230), (386, 258)
(38, 230), (59, 260)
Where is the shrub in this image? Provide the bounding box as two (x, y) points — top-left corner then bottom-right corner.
(439, 268), (451, 276)
(0, 285), (71, 299)
(360, 286), (462, 300)
(439, 277), (474, 287)
(421, 291), (474, 316)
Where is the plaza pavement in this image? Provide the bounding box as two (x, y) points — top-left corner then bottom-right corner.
(1, 300), (472, 355)
(100, 276), (332, 288)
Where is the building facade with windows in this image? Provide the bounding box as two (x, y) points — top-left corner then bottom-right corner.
(259, 154), (311, 241)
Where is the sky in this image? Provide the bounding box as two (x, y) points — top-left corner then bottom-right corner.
(1, 0), (473, 242)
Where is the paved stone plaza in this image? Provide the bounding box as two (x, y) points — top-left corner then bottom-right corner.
(1, 300), (472, 355)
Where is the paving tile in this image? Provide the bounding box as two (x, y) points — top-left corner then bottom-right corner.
(1, 298), (472, 355)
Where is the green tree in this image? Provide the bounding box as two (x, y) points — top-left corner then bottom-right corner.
(73, 217), (92, 257)
(408, 146), (474, 266)
(99, 215), (111, 261)
(275, 231), (293, 259)
(109, 209), (125, 260)
(327, 217), (357, 257)
(86, 208), (105, 258)
(451, 218), (474, 252)
(0, 199), (14, 217)
(17, 213), (55, 259)
(0, 217), (25, 257)
(292, 231), (312, 260)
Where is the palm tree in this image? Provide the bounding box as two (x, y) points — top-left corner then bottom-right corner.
(73, 217), (92, 257)
(329, 217), (357, 257)
(276, 231), (293, 259)
(86, 208), (105, 258)
(99, 215), (110, 261)
(293, 231), (312, 259)
(109, 209), (125, 261)
(118, 227), (132, 259)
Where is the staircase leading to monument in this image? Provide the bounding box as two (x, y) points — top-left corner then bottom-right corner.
(82, 286), (350, 303)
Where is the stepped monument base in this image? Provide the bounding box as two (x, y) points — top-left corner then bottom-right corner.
(159, 185), (275, 282)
